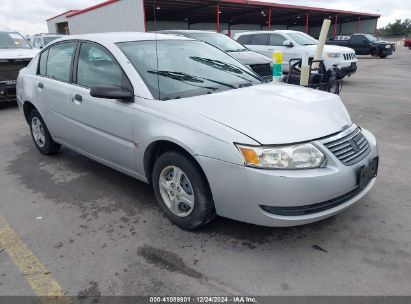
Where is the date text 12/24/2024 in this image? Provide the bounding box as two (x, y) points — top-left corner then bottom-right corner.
(149, 296), (258, 303)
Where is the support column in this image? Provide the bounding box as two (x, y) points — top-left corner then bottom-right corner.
(305, 12), (309, 33)
(357, 16), (361, 32)
(333, 15), (338, 37)
(216, 3), (220, 33)
(268, 8), (272, 30)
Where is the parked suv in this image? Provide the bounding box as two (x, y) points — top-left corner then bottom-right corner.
(0, 29), (38, 104)
(327, 34), (396, 58)
(17, 33), (378, 229)
(159, 30), (273, 81)
(234, 30), (358, 79)
(32, 34), (64, 49)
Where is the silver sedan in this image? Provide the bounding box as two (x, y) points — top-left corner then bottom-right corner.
(16, 33), (378, 229)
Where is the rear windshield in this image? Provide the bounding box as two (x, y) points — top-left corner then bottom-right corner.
(117, 40), (262, 100)
(43, 36), (61, 46)
(189, 33), (247, 52)
(0, 31), (32, 49)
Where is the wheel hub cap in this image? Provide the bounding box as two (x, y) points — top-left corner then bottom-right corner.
(31, 117), (46, 148)
(159, 166), (195, 217)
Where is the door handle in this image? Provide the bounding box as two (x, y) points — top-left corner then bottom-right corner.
(74, 94), (82, 102)
(38, 82), (43, 89)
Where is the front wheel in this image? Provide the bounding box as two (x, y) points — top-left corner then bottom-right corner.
(152, 151), (216, 229)
(29, 109), (61, 155)
(379, 55), (388, 58)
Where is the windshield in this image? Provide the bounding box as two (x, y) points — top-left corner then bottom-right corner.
(287, 32), (318, 46)
(190, 33), (247, 52)
(43, 36), (60, 46)
(363, 34), (378, 42)
(0, 31), (32, 49)
(117, 40), (262, 100)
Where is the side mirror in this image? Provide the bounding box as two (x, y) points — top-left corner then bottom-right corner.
(283, 40), (293, 47)
(90, 85), (133, 101)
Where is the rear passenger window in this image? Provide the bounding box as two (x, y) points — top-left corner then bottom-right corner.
(237, 34), (251, 45)
(76, 42), (130, 89)
(250, 34), (268, 45)
(38, 49), (48, 76)
(46, 42), (76, 82)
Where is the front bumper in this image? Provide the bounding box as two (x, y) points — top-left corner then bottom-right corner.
(380, 46), (395, 55)
(0, 82), (17, 104)
(338, 62), (357, 78)
(196, 126), (378, 227)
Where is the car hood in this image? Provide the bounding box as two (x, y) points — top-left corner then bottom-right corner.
(375, 40), (395, 46)
(304, 44), (355, 54)
(228, 50), (272, 65)
(175, 83), (352, 144)
(0, 48), (38, 60)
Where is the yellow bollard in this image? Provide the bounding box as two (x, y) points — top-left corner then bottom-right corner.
(272, 51), (283, 82)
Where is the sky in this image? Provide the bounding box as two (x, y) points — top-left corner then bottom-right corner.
(0, 0), (410, 35)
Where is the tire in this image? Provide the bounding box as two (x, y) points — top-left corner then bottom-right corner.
(409, 46), (411, 50)
(152, 151), (216, 229)
(29, 109), (61, 155)
(371, 48), (378, 57)
(379, 55), (388, 59)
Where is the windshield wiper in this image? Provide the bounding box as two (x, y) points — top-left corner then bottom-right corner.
(190, 56), (263, 82)
(148, 70), (238, 90)
(226, 49), (246, 52)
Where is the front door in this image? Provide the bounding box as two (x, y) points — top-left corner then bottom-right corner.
(68, 42), (136, 172)
(269, 34), (294, 72)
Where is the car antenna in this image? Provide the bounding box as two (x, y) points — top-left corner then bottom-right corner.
(154, 0), (161, 100)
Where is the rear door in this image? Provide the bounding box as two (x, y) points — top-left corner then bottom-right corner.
(245, 34), (270, 57)
(68, 41), (136, 172)
(34, 41), (78, 142)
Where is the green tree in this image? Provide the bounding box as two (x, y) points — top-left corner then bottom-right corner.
(378, 19), (411, 36)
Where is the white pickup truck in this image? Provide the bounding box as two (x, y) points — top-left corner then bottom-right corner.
(234, 30), (357, 79)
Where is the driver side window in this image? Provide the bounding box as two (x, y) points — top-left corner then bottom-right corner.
(270, 34), (287, 46)
(76, 42), (130, 89)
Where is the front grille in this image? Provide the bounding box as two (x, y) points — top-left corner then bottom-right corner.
(324, 128), (371, 166)
(0, 59), (31, 82)
(249, 63), (272, 78)
(343, 53), (356, 60)
(0, 85), (17, 103)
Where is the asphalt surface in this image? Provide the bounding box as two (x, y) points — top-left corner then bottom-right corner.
(0, 45), (410, 297)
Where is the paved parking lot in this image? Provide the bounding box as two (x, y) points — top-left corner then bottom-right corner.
(0, 46), (410, 297)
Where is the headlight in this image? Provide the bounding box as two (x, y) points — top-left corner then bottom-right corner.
(327, 52), (341, 58)
(236, 143), (325, 169)
(385, 45), (391, 49)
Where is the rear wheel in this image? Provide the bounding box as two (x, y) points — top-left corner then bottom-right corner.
(152, 151), (216, 229)
(29, 109), (61, 155)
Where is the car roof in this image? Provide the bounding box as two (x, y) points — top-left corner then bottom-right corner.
(0, 27), (14, 32)
(235, 30), (302, 36)
(159, 30), (218, 35)
(55, 32), (192, 45)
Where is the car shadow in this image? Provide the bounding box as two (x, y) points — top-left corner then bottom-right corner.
(7, 134), (343, 249)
